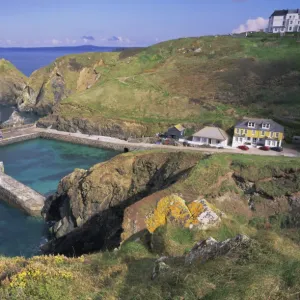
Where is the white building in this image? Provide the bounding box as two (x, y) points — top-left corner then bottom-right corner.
(188, 126), (229, 148)
(267, 9), (300, 33)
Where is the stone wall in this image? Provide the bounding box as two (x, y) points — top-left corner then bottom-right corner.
(0, 133), (40, 147)
(0, 172), (45, 216)
(39, 131), (150, 152)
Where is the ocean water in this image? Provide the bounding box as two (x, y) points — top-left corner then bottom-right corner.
(0, 106), (14, 122)
(0, 139), (119, 257)
(0, 46), (119, 77)
(0, 45), (120, 122)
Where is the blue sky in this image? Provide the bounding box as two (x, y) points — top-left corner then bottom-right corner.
(0, 0), (299, 47)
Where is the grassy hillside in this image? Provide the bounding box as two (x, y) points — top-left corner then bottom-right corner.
(37, 35), (300, 139)
(0, 59), (27, 106)
(1, 152), (300, 299)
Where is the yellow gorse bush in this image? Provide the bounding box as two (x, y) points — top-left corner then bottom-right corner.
(2, 254), (85, 290)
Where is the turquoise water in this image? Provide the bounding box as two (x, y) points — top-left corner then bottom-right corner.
(0, 139), (119, 257)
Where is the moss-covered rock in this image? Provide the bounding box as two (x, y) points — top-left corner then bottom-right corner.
(145, 195), (221, 233)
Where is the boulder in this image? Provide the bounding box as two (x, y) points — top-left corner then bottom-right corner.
(145, 195), (221, 234)
(151, 256), (170, 280)
(0, 162), (4, 173)
(185, 234), (251, 265)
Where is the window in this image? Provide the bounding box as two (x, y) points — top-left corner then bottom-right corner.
(273, 132), (279, 138)
(247, 122), (255, 128)
(274, 28), (278, 32)
(262, 123), (270, 130)
(235, 137), (238, 141)
(247, 137), (251, 141)
(289, 27), (292, 30)
(290, 21), (293, 24)
(239, 137), (243, 142)
(252, 130), (255, 135)
(261, 131), (265, 135)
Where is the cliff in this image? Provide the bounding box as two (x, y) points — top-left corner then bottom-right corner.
(17, 52), (118, 116)
(41, 151), (300, 257)
(1, 152), (300, 299)
(0, 59), (27, 106)
(41, 151), (203, 255)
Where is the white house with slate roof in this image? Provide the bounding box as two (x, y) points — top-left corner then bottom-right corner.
(232, 118), (284, 148)
(267, 9), (300, 33)
(188, 126), (229, 148)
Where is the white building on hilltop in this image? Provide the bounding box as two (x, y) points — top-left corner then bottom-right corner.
(267, 9), (300, 33)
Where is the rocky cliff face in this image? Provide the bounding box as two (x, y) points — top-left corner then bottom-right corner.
(17, 53), (116, 116)
(37, 113), (162, 139)
(41, 151), (202, 255)
(0, 59), (27, 106)
(41, 152), (300, 257)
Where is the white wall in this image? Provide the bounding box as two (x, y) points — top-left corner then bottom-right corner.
(273, 16), (285, 27)
(232, 136), (280, 148)
(190, 136), (228, 148)
(269, 13), (300, 33)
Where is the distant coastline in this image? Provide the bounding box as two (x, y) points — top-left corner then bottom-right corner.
(0, 45), (144, 51)
(0, 45), (145, 76)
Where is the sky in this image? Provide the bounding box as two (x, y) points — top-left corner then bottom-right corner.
(0, 0), (299, 47)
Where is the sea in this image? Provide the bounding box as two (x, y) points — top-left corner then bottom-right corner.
(0, 46), (122, 257)
(0, 139), (119, 257)
(0, 45), (121, 122)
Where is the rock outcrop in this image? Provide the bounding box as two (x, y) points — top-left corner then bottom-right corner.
(150, 234), (252, 280)
(1, 110), (38, 127)
(185, 234), (251, 265)
(145, 195), (221, 233)
(0, 59), (27, 106)
(37, 113), (161, 139)
(17, 53), (114, 116)
(41, 151), (202, 256)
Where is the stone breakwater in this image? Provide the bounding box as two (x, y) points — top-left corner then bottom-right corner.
(0, 132), (40, 147)
(39, 131), (153, 152)
(0, 169), (45, 216)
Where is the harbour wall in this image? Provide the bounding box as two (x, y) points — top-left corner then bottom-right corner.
(0, 170), (45, 216)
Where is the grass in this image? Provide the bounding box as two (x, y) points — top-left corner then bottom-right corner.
(0, 153), (300, 298)
(1, 224), (300, 299)
(28, 35), (300, 137)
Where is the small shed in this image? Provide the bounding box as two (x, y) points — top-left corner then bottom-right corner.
(165, 124), (185, 139)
